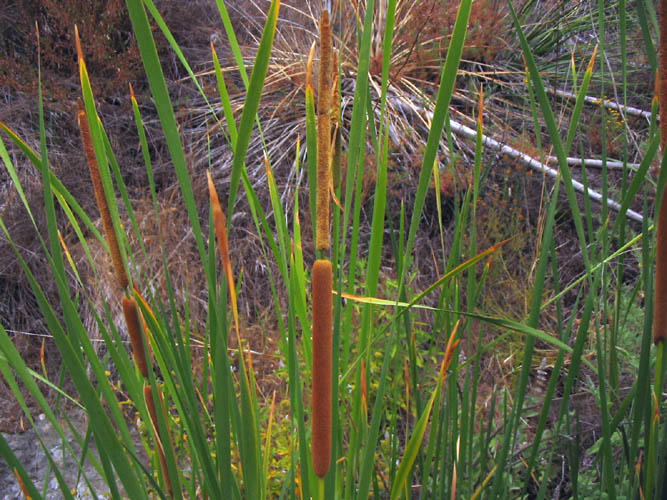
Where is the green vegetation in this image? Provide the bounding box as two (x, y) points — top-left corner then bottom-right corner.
(0, 0), (665, 498)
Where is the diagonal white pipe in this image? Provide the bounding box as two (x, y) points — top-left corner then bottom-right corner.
(446, 118), (643, 223)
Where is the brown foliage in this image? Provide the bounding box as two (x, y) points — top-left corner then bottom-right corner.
(0, 0), (142, 97)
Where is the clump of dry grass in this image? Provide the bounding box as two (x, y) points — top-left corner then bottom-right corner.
(0, 0), (142, 98)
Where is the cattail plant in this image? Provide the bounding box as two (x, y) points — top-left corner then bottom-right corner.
(78, 25), (181, 496)
(311, 8), (334, 483)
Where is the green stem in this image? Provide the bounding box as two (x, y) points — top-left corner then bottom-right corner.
(647, 340), (665, 500)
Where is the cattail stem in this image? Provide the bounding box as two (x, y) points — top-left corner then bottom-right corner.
(77, 99), (129, 290)
(656, 0), (667, 345)
(316, 9), (333, 252)
(122, 296), (149, 378)
(311, 259), (333, 478)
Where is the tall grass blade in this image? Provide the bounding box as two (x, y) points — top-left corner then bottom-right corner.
(225, 0), (280, 219)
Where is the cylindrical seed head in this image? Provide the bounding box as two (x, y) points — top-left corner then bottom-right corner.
(122, 296), (149, 378)
(311, 259), (333, 477)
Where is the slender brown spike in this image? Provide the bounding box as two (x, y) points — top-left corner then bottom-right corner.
(586, 45), (598, 75)
(122, 296), (149, 378)
(477, 85), (484, 129)
(40, 338), (46, 377)
(311, 259), (333, 478)
(144, 385), (174, 497)
(316, 9), (333, 252)
(440, 320), (461, 380)
(77, 99), (129, 290)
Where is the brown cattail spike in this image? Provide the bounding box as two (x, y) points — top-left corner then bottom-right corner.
(316, 9), (333, 252)
(77, 99), (129, 290)
(122, 296), (149, 378)
(311, 259), (333, 478)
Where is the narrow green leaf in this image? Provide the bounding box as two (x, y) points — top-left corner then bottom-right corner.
(226, 0), (281, 219)
(390, 375), (441, 500)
